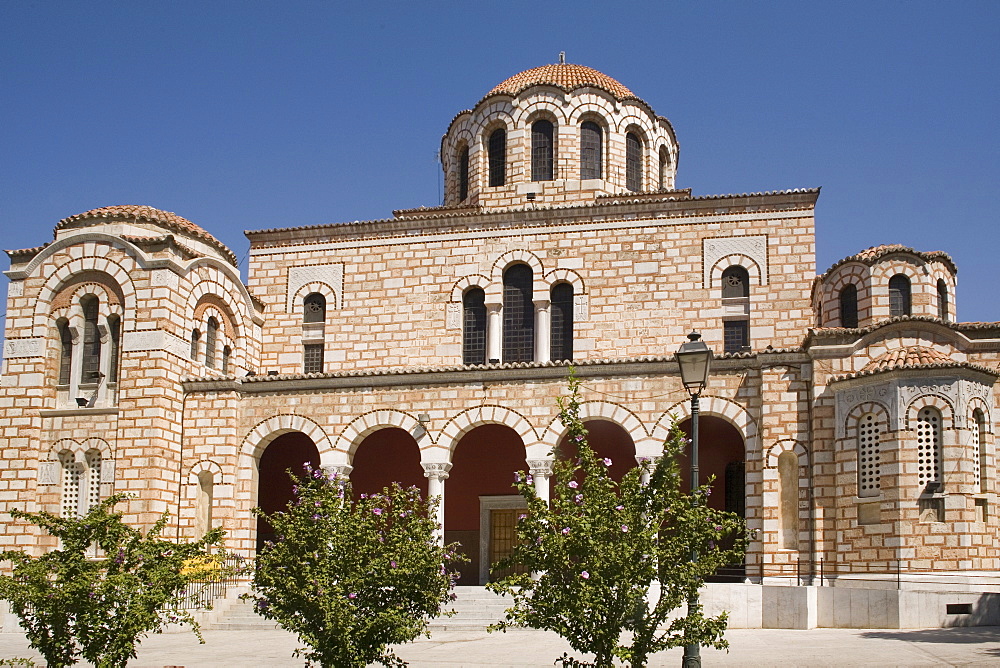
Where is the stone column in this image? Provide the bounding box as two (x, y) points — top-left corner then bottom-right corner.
(533, 299), (551, 363)
(486, 303), (502, 363)
(422, 462), (453, 544)
(527, 459), (554, 504)
(635, 456), (659, 485)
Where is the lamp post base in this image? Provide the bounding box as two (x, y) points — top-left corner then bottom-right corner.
(682, 644), (701, 667)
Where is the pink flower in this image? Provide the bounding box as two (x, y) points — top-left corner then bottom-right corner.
(562, 527), (571, 535)
(373, 508), (383, 515)
(568, 481), (579, 489)
(574, 494), (583, 504)
(581, 571), (590, 579)
(621, 525), (629, 533)
(615, 505), (624, 511)
(390, 560), (397, 568)
(603, 458), (613, 466)
(348, 593), (357, 599)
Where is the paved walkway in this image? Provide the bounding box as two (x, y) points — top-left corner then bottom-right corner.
(3, 625), (1000, 666)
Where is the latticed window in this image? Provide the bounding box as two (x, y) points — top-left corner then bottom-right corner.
(190, 329), (201, 361)
(205, 317), (218, 369)
(107, 315), (120, 382)
(86, 451), (102, 512)
(839, 284), (859, 328)
(222, 346), (231, 374)
(502, 264), (534, 362)
(488, 128), (506, 187)
(973, 408), (986, 492)
(462, 288), (487, 365)
(889, 274), (911, 317)
(580, 121), (602, 180)
(550, 282), (574, 362)
(303, 293), (326, 323)
(60, 452), (82, 518)
(626, 132), (642, 192)
(531, 120), (554, 182)
(658, 146), (670, 189)
(916, 407), (943, 487)
(303, 343), (324, 374)
(723, 320), (749, 354)
(857, 412), (882, 497)
(937, 279), (949, 321)
(458, 145), (470, 201)
(721, 266), (749, 299)
(58, 319), (73, 385)
(81, 296), (101, 382)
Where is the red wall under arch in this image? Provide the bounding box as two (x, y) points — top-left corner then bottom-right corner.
(349, 427), (427, 498)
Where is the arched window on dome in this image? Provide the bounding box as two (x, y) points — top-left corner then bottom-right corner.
(839, 284), (859, 328)
(889, 274), (911, 317)
(222, 345), (232, 375)
(80, 295), (101, 383)
(580, 121), (602, 180)
(626, 132), (642, 192)
(205, 317), (219, 369)
(462, 288), (487, 365)
(937, 279), (949, 322)
(488, 128), (506, 187)
(531, 120), (554, 182)
(502, 264), (534, 362)
(550, 282), (574, 362)
(190, 329), (201, 361)
(658, 146), (670, 190)
(107, 314), (121, 383)
(721, 266), (750, 354)
(58, 318), (73, 386)
(458, 145), (470, 202)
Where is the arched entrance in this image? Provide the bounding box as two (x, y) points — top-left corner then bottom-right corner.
(557, 419), (637, 482)
(349, 428), (427, 498)
(445, 424), (528, 585)
(256, 432), (320, 552)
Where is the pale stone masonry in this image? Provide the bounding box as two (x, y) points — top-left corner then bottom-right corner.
(2, 63), (998, 589)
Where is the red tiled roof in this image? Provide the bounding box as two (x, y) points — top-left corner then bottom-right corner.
(860, 346), (953, 373)
(821, 244), (956, 277)
(486, 63), (638, 101)
(57, 205), (237, 267)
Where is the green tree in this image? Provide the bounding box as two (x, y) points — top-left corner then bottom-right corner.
(0, 494), (226, 668)
(247, 465), (464, 667)
(488, 373), (750, 667)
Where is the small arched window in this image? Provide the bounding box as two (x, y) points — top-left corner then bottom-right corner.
(550, 283), (574, 362)
(889, 274), (911, 317)
(580, 121), (602, 180)
(190, 329), (201, 361)
(625, 132), (642, 192)
(58, 319), (73, 385)
(721, 266), (750, 299)
(973, 408), (987, 492)
(80, 296), (101, 383)
(222, 345), (232, 374)
(107, 314), (121, 382)
(839, 284), (859, 328)
(857, 412), (882, 498)
(205, 317), (219, 369)
(531, 120), (554, 182)
(196, 471), (214, 537)
(721, 266), (750, 353)
(937, 279), (949, 321)
(488, 128), (506, 187)
(916, 406), (942, 488)
(458, 145), (470, 202)
(86, 450), (102, 512)
(462, 288), (487, 365)
(303, 293), (326, 324)
(778, 451), (798, 549)
(502, 264), (534, 362)
(658, 147), (670, 189)
(60, 451), (82, 518)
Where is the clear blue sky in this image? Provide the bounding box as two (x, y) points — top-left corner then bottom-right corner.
(2, 2), (998, 333)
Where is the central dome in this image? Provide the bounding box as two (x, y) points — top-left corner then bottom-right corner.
(486, 63), (637, 101)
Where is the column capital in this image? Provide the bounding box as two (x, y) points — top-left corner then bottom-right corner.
(322, 464), (353, 479)
(533, 299), (551, 311)
(527, 459), (554, 476)
(422, 461), (453, 479)
(635, 455), (661, 470)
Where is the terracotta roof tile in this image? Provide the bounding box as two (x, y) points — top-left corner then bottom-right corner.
(485, 63), (638, 102)
(821, 244), (956, 277)
(829, 345), (999, 383)
(57, 205), (237, 267)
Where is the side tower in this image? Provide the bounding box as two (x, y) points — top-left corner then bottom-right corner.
(441, 59), (679, 209)
(1, 206), (262, 549)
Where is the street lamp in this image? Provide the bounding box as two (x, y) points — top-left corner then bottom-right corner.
(674, 331), (713, 668)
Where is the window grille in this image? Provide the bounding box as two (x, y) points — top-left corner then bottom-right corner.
(937, 279), (949, 321)
(580, 122), (602, 180)
(86, 452), (102, 512)
(303, 293), (326, 323)
(303, 343), (324, 374)
(550, 283), (574, 362)
(205, 317), (218, 369)
(839, 284), (859, 328)
(857, 412), (882, 497)
(531, 120), (554, 181)
(889, 274), (911, 317)
(723, 320), (750, 354)
(81, 296), (101, 382)
(60, 452), (81, 518)
(502, 264), (534, 362)
(626, 132), (642, 192)
(458, 145), (470, 201)
(916, 407), (942, 487)
(488, 128), (506, 187)
(462, 288), (487, 365)
(58, 320), (73, 385)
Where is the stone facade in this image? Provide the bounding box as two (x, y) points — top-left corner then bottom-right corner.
(2, 63), (998, 587)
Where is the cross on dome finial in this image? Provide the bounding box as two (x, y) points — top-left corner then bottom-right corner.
(559, 51), (565, 64)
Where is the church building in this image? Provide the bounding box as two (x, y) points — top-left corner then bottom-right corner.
(2, 61), (998, 591)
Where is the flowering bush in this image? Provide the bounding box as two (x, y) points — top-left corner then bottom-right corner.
(488, 372), (750, 667)
(247, 466), (464, 667)
(0, 495), (226, 668)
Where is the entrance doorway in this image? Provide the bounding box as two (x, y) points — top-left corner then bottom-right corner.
(256, 432), (319, 553)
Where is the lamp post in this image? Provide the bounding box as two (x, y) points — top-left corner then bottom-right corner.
(674, 331), (713, 668)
